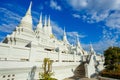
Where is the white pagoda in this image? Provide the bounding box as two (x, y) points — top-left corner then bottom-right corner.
(0, 2), (104, 80)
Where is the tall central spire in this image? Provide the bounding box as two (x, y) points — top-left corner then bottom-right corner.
(26, 1), (32, 15)
(19, 1), (33, 30)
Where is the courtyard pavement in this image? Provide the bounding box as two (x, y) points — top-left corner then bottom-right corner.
(63, 78), (97, 80)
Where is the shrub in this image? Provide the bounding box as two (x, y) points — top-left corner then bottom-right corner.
(100, 67), (120, 79)
(100, 47), (120, 79)
(39, 58), (57, 80)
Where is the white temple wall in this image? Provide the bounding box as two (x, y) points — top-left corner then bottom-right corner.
(0, 61), (79, 80)
(76, 55), (81, 62)
(0, 43), (30, 61)
(0, 43), (80, 62)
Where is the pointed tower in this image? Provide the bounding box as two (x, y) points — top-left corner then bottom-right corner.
(48, 15), (51, 26)
(26, 1), (32, 15)
(90, 43), (95, 55)
(3, 1), (35, 46)
(76, 35), (82, 48)
(63, 27), (69, 44)
(19, 1), (33, 30)
(36, 13), (43, 30)
(76, 35), (84, 55)
(43, 15), (48, 33)
(47, 15), (52, 35)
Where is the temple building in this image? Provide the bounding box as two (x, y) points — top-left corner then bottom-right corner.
(0, 2), (104, 80)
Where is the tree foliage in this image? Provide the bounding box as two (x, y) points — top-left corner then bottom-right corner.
(39, 58), (57, 80)
(104, 47), (120, 70)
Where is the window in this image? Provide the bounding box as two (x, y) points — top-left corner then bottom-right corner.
(12, 78), (14, 80)
(2, 75), (5, 78)
(8, 75), (10, 77)
(12, 74), (15, 77)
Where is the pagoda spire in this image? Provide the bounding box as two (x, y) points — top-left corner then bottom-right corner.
(19, 1), (33, 30)
(43, 15), (48, 33)
(63, 27), (66, 36)
(76, 34), (81, 48)
(48, 15), (51, 26)
(44, 15), (47, 26)
(90, 43), (95, 55)
(36, 12), (43, 30)
(26, 1), (32, 15)
(75, 34), (84, 55)
(39, 12), (42, 23)
(63, 27), (69, 44)
(47, 15), (52, 35)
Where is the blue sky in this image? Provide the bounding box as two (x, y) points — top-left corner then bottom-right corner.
(0, 0), (120, 53)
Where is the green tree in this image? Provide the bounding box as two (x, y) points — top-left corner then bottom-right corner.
(39, 58), (57, 80)
(104, 47), (120, 71)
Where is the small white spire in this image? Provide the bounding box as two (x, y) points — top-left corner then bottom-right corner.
(26, 1), (32, 15)
(76, 34), (80, 45)
(63, 27), (66, 36)
(43, 15), (48, 33)
(76, 35), (82, 49)
(90, 43), (95, 54)
(76, 34), (79, 42)
(36, 12), (43, 30)
(63, 27), (69, 44)
(39, 12), (42, 23)
(48, 15), (51, 26)
(90, 43), (93, 51)
(44, 15), (47, 26)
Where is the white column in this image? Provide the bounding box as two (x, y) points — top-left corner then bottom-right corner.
(29, 47), (36, 62)
(58, 51), (62, 62)
(73, 51), (76, 62)
(29, 47), (32, 61)
(84, 63), (88, 78)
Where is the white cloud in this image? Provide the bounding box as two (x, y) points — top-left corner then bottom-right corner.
(0, 7), (21, 21)
(90, 11), (109, 22)
(66, 0), (88, 10)
(67, 31), (86, 44)
(64, 0), (120, 29)
(106, 11), (120, 29)
(82, 27), (120, 53)
(63, 0), (120, 53)
(72, 14), (81, 18)
(50, 0), (62, 11)
(82, 36), (119, 53)
(51, 21), (63, 40)
(67, 32), (85, 38)
(112, 0), (120, 10)
(0, 36), (5, 42)
(0, 7), (21, 33)
(51, 20), (85, 44)
(82, 39), (116, 53)
(0, 24), (16, 33)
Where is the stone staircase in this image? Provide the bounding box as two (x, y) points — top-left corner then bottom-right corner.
(71, 62), (86, 79)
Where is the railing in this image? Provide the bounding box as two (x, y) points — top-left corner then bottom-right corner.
(84, 55), (96, 78)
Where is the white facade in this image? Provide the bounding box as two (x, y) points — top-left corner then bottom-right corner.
(0, 2), (104, 80)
